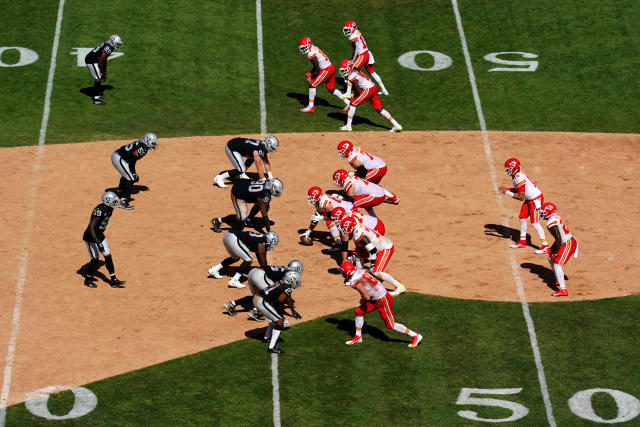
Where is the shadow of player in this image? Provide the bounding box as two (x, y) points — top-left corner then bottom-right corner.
(80, 84), (114, 98)
(521, 262), (568, 291)
(484, 224), (544, 250)
(325, 317), (404, 343)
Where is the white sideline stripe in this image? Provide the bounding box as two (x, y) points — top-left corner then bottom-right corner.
(38, 0), (65, 146)
(255, 3), (279, 426)
(255, 0), (267, 135)
(271, 353), (281, 427)
(451, 1), (556, 426)
(0, 2), (65, 424)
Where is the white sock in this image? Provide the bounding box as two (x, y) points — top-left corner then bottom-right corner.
(219, 171), (230, 180)
(553, 263), (566, 288)
(307, 87), (316, 106)
(519, 218), (527, 240)
(269, 329), (281, 349)
(354, 315), (364, 336)
(264, 321), (274, 340)
(346, 106), (356, 125)
(532, 221), (548, 246)
(231, 273), (241, 281)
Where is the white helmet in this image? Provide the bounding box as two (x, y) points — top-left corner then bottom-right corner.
(267, 178), (284, 197)
(143, 132), (158, 150)
(102, 191), (119, 208)
(282, 270), (302, 289)
(287, 259), (303, 274)
(109, 34), (122, 49)
(264, 135), (279, 153)
(264, 231), (279, 251)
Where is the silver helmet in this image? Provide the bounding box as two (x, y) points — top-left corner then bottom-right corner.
(287, 259), (303, 274)
(282, 270), (302, 289)
(102, 191), (119, 208)
(109, 34), (122, 49)
(267, 178), (284, 197)
(143, 132), (158, 150)
(264, 231), (279, 251)
(264, 135), (279, 153)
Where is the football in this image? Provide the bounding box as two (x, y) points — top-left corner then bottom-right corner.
(299, 235), (313, 246)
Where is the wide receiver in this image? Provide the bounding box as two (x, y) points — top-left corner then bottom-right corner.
(342, 20), (389, 97)
(298, 37), (350, 113)
(499, 158), (550, 254)
(540, 202), (579, 297)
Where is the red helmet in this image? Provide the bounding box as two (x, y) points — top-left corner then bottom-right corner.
(341, 261), (356, 277)
(337, 140), (354, 158)
(307, 186), (322, 205)
(340, 216), (357, 235)
(343, 20), (357, 36)
(339, 60), (353, 78)
(298, 37), (312, 54)
(333, 169), (349, 187)
(330, 206), (347, 222)
(504, 158), (521, 176)
(539, 202), (557, 219)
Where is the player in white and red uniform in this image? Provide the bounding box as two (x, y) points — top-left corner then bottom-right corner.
(340, 216), (406, 296)
(337, 140), (387, 184)
(298, 37), (350, 113)
(342, 20), (389, 97)
(341, 261), (421, 347)
(333, 169), (398, 218)
(330, 206), (385, 270)
(540, 202), (578, 297)
(338, 60), (402, 133)
(300, 186), (354, 249)
(499, 158), (550, 254)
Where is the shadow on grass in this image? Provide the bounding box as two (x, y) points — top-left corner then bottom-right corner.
(325, 317), (404, 343)
(327, 112), (390, 130)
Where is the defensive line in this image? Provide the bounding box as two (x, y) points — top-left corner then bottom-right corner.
(450, 1), (557, 426)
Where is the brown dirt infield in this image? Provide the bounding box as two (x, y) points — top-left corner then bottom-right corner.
(1, 130), (638, 405)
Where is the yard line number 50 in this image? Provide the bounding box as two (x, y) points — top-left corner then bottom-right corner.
(398, 50), (539, 72)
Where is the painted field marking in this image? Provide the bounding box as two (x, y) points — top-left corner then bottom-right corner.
(0, 2), (65, 425)
(255, 2), (280, 425)
(450, 1), (557, 426)
(256, 0), (267, 135)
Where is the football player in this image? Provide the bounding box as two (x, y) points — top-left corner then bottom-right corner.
(336, 140), (388, 184)
(338, 60), (401, 132)
(207, 230), (279, 288)
(111, 132), (158, 210)
(540, 202), (579, 296)
(213, 136), (278, 187)
(300, 186), (354, 249)
(211, 177), (283, 233)
(342, 20), (389, 97)
(341, 261), (421, 347)
(81, 191), (127, 288)
(332, 169), (398, 218)
(298, 37), (350, 113)
(499, 158), (550, 253)
(84, 34), (122, 105)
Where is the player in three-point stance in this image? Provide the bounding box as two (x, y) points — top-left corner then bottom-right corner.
(207, 230), (279, 289)
(82, 191), (127, 288)
(539, 202), (579, 297)
(211, 178), (284, 233)
(300, 186), (354, 249)
(499, 158), (550, 254)
(213, 136), (279, 188)
(332, 169), (398, 218)
(341, 261), (421, 348)
(297, 37), (350, 113)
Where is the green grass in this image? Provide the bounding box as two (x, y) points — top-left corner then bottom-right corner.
(1, 0), (638, 146)
(7, 294), (640, 425)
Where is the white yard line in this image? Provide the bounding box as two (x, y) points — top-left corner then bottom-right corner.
(0, 2), (64, 425)
(451, 1), (556, 425)
(255, 3), (280, 426)
(255, 0), (267, 135)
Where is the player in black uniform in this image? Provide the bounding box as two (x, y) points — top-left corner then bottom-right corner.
(258, 270), (302, 354)
(213, 135), (279, 188)
(223, 260), (304, 321)
(211, 177), (284, 233)
(84, 34), (122, 105)
(207, 230), (279, 288)
(111, 133), (158, 210)
(82, 191), (126, 288)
